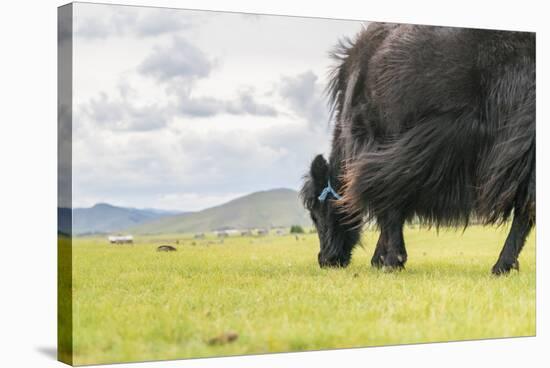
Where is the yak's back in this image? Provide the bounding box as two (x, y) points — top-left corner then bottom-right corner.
(331, 24), (535, 136)
(367, 25), (481, 133)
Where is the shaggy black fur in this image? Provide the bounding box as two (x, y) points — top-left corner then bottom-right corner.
(301, 23), (535, 274)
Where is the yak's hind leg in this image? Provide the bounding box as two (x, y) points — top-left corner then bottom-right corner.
(492, 209), (533, 275)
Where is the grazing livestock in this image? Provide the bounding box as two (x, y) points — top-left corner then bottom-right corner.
(257, 229), (269, 236)
(157, 245), (177, 252)
(301, 23), (535, 275)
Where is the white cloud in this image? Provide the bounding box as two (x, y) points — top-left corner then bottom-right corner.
(74, 5), (194, 39)
(279, 71), (330, 127)
(82, 92), (168, 131)
(139, 36), (213, 82)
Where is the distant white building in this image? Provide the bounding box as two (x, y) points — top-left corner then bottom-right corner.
(215, 229), (239, 237)
(108, 235), (134, 244)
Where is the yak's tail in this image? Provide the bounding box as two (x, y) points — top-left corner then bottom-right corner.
(478, 108), (536, 224)
(477, 55), (536, 224)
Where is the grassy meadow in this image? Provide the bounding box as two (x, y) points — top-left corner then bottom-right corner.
(70, 225), (535, 365)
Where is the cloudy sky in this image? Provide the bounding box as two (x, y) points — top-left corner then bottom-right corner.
(72, 3), (363, 211)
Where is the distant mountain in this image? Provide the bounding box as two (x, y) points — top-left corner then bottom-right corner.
(129, 188), (311, 234)
(140, 208), (183, 216)
(65, 203), (187, 235)
(58, 207), (72, 235)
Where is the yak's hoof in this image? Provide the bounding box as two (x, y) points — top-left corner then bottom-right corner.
(382, 253), (406, 272)
(371, 254), (385, 269)
(319, 258), (350, 269)
(492, 260), (519, 276)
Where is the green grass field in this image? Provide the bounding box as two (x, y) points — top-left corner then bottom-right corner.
(70, 225), (535, 365)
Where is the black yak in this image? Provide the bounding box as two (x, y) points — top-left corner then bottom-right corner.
(157, 245), (177, 252)
(301, 23), (535, 275)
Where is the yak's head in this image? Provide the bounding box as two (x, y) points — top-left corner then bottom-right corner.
(301, 154), (360, 268)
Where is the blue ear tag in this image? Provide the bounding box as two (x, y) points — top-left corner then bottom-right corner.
(318, 180), (342, 202)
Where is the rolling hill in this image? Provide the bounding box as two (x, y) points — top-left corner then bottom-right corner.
(128, 188), (311, 234)
(69, 203), (185, 235)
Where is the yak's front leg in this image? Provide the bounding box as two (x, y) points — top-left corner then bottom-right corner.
(371, 232), (387, 268)
(378, 213), (407, 270)
(492, 209), (533, 275)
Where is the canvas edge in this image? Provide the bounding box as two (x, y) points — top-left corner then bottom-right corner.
(58, 2), (74, 366)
